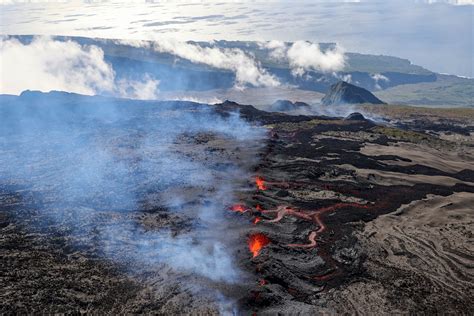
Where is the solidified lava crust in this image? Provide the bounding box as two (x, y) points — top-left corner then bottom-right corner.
(1, 97), (473, 314)
(230, 103), (474, 314)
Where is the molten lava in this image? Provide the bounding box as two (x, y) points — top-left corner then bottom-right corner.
(262, 203), (370, 249)
(248, 233), (270, 257)
(230, 204), (248, 213)
(255, 176), (267, 191)
(253, 217), (261, 225)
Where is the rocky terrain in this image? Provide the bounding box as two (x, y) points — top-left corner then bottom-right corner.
(229, 104), (473, 314)
(269, 100), (310, 113)
(0, 92), (473, 314)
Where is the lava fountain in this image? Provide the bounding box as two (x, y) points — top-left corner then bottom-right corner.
(255, 176), (267, 191)
(248, 233), (270, 257)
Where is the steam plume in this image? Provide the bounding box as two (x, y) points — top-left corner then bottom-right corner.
(0, 93), (265, 290)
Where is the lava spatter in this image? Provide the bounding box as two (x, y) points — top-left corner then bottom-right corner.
(248, 233), (270, 257)
(230, 204), (248, 213)
(255, 176), (267, 191)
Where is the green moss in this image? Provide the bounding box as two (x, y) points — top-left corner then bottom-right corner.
(266, 119), (349, 132)
(372, 126), (457, 149)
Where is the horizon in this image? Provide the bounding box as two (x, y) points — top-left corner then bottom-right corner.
(1, 1), (473, 77)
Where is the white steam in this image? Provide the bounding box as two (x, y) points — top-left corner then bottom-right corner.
(117, 74), (161, 100)
(371, 73), (390, 90)
(262, 40), (346, 76)
(152, 39), (280, 88)
(287, 41), (346, 76)
(260, 40), (288, 61)
(0, 36), (114, 95)
(0, 36), (160, 99)
(116, 38), (280, 89)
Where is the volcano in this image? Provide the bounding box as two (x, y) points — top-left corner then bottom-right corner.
(0, 91), (473, 314)
(269, 100), (310, 112)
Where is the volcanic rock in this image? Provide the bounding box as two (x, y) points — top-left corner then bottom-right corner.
(321, 81), (385, 106)
(344, 112), (367, 121)
(269, 100), (310, 112)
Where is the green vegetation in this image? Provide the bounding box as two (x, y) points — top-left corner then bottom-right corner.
(266, 119), (357, 132)
(374, 75), (474, 108)
(372, 126), (456, 149)
(344, 53), (432, 75)
(358, 103), (474, 125)
(373, 126), (432, 142)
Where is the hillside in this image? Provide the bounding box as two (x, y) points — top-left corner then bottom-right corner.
(321, 81), (385, 105)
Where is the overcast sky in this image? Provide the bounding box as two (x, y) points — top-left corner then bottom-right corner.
(1, 0), (473, 77)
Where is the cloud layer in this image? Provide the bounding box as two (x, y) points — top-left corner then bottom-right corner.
(0, 36), (160, 99)
(287, 41), (346, 75)
(2, 2), (469, 77)
(262, 40), (346, 76)
(122, 39), (281, 88)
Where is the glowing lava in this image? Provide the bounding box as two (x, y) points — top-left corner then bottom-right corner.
(248, 233), (270, 257)
(253, 217), (262, 225)
(230, 204), (248, 213)
(255, 176), (267, 191)
(262, 203), (369, 249)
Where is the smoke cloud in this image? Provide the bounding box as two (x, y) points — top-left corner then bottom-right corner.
(0, 92), (265, 296)
(0, 36), (160, 99)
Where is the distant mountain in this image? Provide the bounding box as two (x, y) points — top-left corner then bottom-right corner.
(7, 36), (437, 93)
(6, 36), (472, 107)
(321, 81), (386, 105)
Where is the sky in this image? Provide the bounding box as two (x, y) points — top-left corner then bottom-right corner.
(1, 0), (473, 77)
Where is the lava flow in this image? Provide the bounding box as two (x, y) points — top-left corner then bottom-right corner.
(248, 233), (270, 257)
(255, 176), (267, 191)
(262, 203), (369, 249)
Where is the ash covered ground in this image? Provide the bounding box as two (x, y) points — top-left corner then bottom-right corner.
(1, 92), (473, 314)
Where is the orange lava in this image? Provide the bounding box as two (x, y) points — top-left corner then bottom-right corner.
(255, 204), (264, 212)
(255, 176), (267, 191)
(314, 271), (338, 281)
(230, 204), (248, 213)
(262, 203), (370, 249)
(248, 233), (270, 257)
(253, 217), (262, 225)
